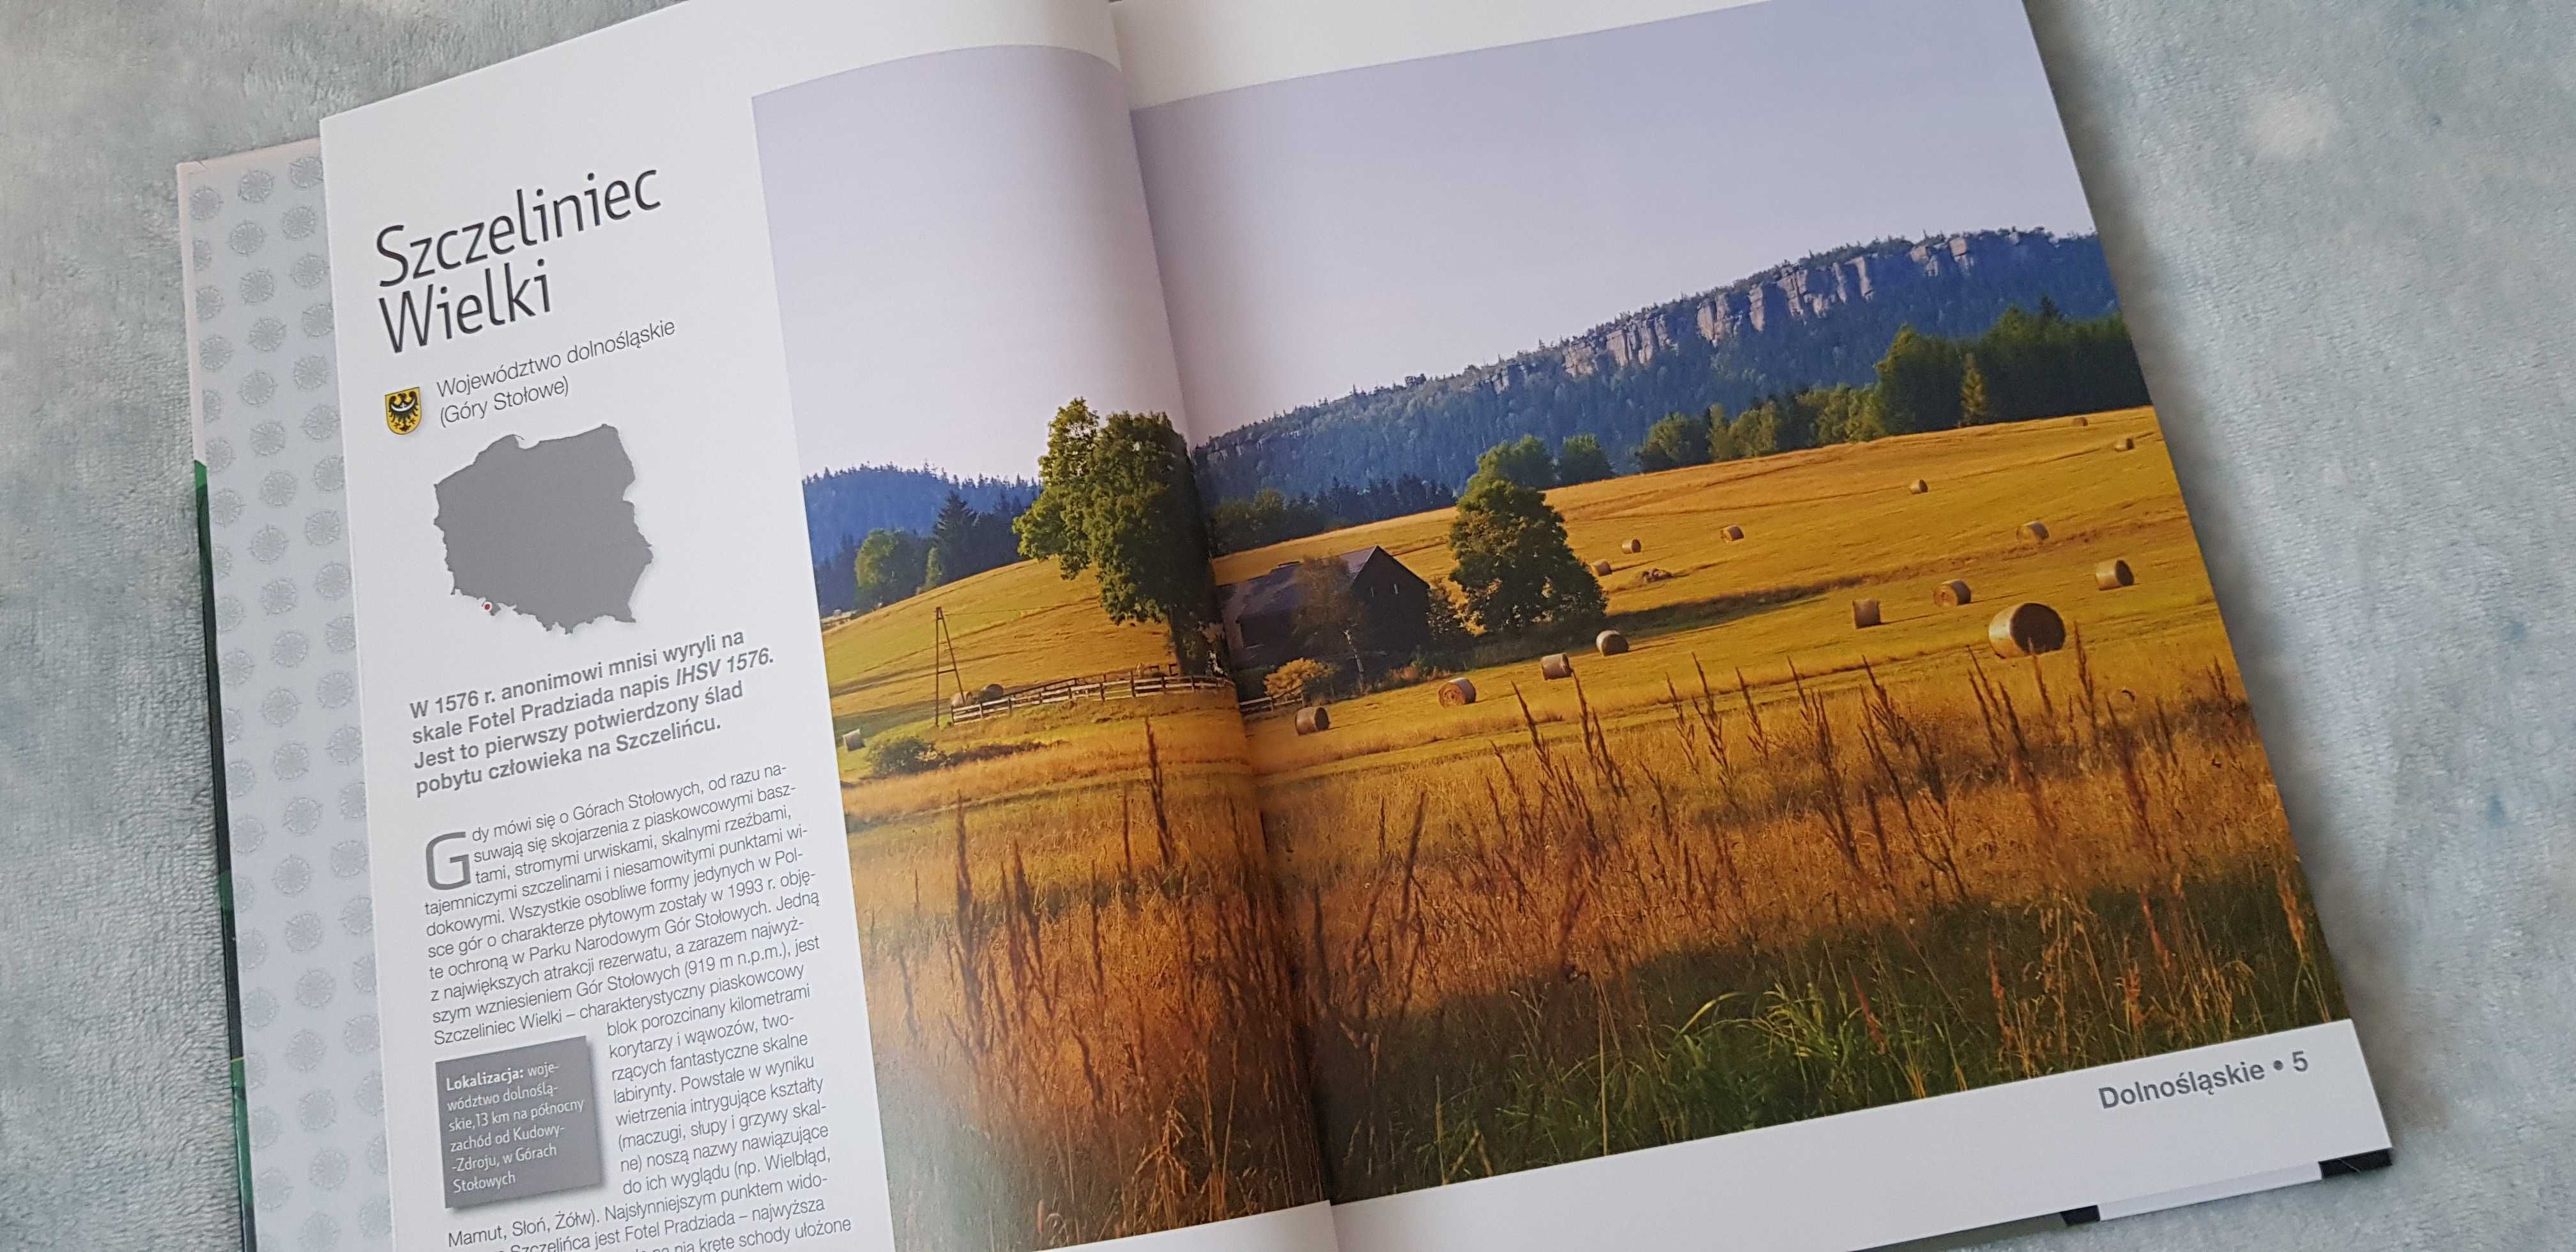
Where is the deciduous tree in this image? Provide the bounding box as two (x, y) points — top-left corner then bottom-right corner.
(1471, 435), (1557, 491)
(852, 528), (928, 611)
(1634, 411), (1712, 473)
(1016, 399), (1220, 672)
(1875, 324), (1966, 433)
(1555, 434), (1614, 485)
(1446, 477), (1605, 635)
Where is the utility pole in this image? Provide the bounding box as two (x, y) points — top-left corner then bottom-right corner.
(930, 606), (963, 726)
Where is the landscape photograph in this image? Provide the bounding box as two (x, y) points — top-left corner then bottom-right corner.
(753, 46), (1319, 1249)
(1131, 0), (2349, 1204)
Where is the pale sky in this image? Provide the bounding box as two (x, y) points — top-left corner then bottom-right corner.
(755, 43), (1187, 482)
(1130, 0), (2102, 438)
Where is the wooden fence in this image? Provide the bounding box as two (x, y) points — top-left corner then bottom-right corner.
(947, 668), (1236, 724)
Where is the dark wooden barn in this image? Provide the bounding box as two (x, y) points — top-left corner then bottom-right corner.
(1215, 546), (1432, 670)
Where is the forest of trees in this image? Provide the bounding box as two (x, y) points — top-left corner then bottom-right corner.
(1190, 231), (2123, 501)
(1204, 473), (1454, 555)
(1694, 301), (2147, 461)
(1871, 300), (2148, 432)
(805, 467), (1031, 615)
(837, 489), (1029, 615)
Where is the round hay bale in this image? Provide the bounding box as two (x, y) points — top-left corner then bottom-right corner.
(1933, 579), (1973, 607)
(1540, 652), (1574, 681)
(1988, 602), (2067, 658)
(2021, 521), (2050, 543)
(977, 682), (1006, 703)
(950, 691), (974, 710)
(1294, 705), (1331, 735)
(2094, 559), (2135, 591)
(1621, 538), (1643, 554)
(1595, 629), (1630, 655)
(1851, 599), (1882, 629)
(2111, 436), (2136, 452)
(1590, 558), (1614, 577)
(1721, 524), (1745, 542)
(840, 729), (866, 752)
(1907, 478), (1929, 494)
(2070, 415), (2090, 427)
(1438, 677), (1478, 706)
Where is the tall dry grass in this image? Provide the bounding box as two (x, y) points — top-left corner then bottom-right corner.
(850, 721), (1323, 1251)
(1263, 637), (2341, 1200)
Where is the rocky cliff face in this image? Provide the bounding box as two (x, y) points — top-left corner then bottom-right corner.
(1192, 229), (2120, 501)
(1494, 231), (2077, 387)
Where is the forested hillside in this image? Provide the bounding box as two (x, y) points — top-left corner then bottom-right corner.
(1191, 230), (2120, 500)
(803, 464), (1031, 614)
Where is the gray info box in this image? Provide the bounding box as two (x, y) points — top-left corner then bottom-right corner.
(434, 1036), (606, 1209)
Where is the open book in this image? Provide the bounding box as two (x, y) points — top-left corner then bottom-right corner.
(180, 1), (2390, 1248)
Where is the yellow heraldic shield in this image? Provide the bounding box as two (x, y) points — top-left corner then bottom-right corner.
(383, 387), (421, 434)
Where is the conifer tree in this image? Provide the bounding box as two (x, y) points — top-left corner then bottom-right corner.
(1959, 353), (1993, 426)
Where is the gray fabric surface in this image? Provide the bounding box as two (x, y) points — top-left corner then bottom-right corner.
(2, 1), (2568, 1248)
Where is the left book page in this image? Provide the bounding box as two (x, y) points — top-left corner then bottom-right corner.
(296, 2), (1326, 1250)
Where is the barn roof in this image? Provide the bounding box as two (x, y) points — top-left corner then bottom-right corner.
(1217, 546), (1395, 623)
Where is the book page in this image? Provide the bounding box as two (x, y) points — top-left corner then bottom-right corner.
(1116, 0), (2391, 1247)
(179, 138), (387, 1251)
(314, 2), (1327, 1249)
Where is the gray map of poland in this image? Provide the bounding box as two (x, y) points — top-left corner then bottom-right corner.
(432, 425), (652, 631)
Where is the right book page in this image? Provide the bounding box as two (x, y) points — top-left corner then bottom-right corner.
(1115, 0), (2391, 1247)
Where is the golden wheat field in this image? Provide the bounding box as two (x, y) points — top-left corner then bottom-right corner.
(1219, 407), (2222, 768)
(816, 406), (2345, 1228)
(822, 621), (1321, 1247)
(1224, 408), (2345, 1200)
(820, 554), (1181, 747)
